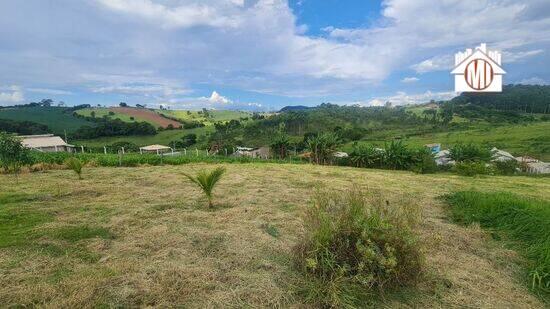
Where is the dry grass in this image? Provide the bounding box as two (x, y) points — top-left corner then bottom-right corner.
(0, 164), (548, 307)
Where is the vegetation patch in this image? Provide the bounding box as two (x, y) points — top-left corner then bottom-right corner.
(294, 187), (423, 308)
(0, 206), (52, 248)
(50, 226), (114, 242)
(445, 191), (550, 294)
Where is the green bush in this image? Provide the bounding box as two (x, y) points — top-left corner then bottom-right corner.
(493, 160), (520, 175)
(294, 188), (423, 307)
(453, 161), (491, 176)
(446, 191), (550, 292)
(411, 149), (438, 174)
(449, 143), (491, 162)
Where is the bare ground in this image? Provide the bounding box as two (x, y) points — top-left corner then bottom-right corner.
(110, 107), (182, 129)
(0, 164), (548, 307)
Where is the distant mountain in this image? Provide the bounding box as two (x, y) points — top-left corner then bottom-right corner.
(279, 105), (313, 112)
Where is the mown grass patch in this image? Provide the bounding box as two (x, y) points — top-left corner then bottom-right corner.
(50, 226), (114, 242)
(0, 203), (52, 248)
(445, 191), (550, 295)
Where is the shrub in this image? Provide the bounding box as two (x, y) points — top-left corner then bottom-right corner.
(383, 140), (413, 170)
(183, 167), (226, 208)
(349, 144), (383, 168)
(0, 132), (31, 174)
(65, 157), (84, 179)
(449, 143), (491, 162)
(294, 188), (423, 307)
(453, 161), (491, 176)
(446, 191), (550, 292)
(411, 150), (438, 174)
(493, 159), (519, 175)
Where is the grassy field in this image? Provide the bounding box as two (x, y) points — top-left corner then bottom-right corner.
(0, 107), (94, 134)
(346, 121), (550, 161)
(76, 108), (151, 125)
(1, 164), (548, 307)
(160, 110), (251, 124)
(72, 126), (213, 148)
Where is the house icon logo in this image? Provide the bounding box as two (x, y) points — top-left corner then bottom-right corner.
(452, 43), (505, 92)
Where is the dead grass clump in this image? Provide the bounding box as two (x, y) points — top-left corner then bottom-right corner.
(294, 187), (423, 308)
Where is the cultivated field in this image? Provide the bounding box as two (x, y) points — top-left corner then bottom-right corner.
(1, 164), (548, 307)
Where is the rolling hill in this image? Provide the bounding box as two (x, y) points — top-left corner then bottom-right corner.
(76, 107), (182, 129)
(0, 106), (95, 134)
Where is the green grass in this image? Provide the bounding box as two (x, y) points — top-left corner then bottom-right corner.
(445, 191), (550, 294)
(76, 108), (156, 126)
(72, 126), (213, 148)
(0, 107), (95, 134)
(345, 122), (550, 161)
(160, 109), (250, 124)
(51, 226), (113, 242)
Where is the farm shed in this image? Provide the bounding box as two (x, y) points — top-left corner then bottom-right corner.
(19, 134), (75, 153)
(139, 144), (172, 155)
(233, 146), (270, 158)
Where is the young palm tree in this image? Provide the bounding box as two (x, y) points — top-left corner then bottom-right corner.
(183, 167), (226, 208)
(65, 157), (83, 180)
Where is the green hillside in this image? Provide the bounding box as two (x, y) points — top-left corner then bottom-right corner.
(72, 126), (213, 148)
(160, 109), (251, 124)
(76, 108), (148, 124)
(0, 107), (95, 134)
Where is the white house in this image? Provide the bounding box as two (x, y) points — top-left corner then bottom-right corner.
(19, 134), (75, 152)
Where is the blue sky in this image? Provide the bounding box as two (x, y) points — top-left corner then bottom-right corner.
(0, 0), (549, 111)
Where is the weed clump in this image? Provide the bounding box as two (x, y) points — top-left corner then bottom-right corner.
(294, 188), (423, 307)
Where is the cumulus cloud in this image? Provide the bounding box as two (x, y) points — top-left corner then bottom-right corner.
(161, 91), (263, 111)
(0, 0), (549, 106)
(0, 86), (24, 105)
(207, 91), (231, 104)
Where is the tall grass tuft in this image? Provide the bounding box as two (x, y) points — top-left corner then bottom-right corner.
(64, 157), (84, 180)
(446, 191), (550, 293)
(294, 187), (423, 307)
(183, 167), (226, 208)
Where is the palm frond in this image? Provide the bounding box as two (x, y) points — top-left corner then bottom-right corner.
(183, 167), (226, 208)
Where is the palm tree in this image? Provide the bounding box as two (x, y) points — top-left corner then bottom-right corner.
(65, 157), (83, 180)
(183, 167), (226, 208)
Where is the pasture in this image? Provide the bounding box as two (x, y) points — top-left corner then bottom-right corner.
(76, 107), (181, 129)
(1, 164), (548, 307)
(0, 107), (94, 134)
(346, 121), (550, 161)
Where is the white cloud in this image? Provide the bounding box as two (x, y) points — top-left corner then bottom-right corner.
(0, 0), (549, 105)
(518, 77), (548, 85)
(27, 88), (73, 95)
(160, 91), (263, 111)
(401, 77), (419, 83)
(0, 86), (24, 105)
(367, 90), (456, 106)
(95, 0), (241, 29)
(503, 49), (544, 63)
(207, 91), (231, 104)
(411, 55), (453, 74)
